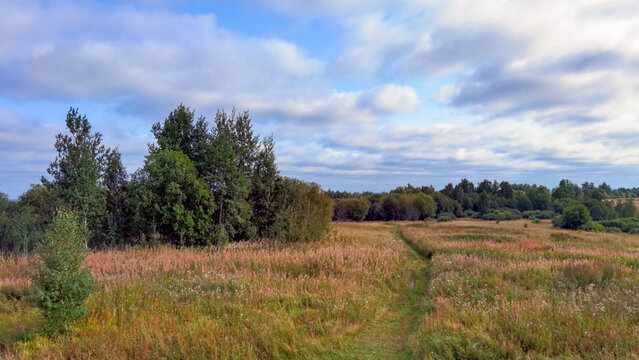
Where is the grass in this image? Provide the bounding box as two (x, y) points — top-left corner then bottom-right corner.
(0, 223), (425, 359)
(401, 219), (639, 359)
(3, 220), (639, 358)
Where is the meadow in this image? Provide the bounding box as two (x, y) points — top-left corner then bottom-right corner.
(3, 220), (639, 359)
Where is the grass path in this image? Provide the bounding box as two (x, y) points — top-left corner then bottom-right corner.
(326, 224), (431, 359)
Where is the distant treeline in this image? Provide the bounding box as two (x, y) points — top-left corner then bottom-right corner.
(0, 105), (333, 254)
(330, 180), (639, 233)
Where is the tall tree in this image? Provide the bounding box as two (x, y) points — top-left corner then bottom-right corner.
(206, 113), (252, 242)
(42, 107), (108, 245)
(102, 148), (128, 245)
(249, 136), (281, 238)
(149, 104), (196, 157)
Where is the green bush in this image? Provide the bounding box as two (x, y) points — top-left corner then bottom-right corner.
(521, 210), (556, 219)
(464, 210), (480, 219)
(558, 204), (592, 230)
(581, 221), (604, 232)
(599, 217), (639, 234)
(437, 213), (456, 222)
(31, 211), (95, 335)
(271, 178), (333, 242)
(333, 198), (370, 222)
(481, 208), (521, 221)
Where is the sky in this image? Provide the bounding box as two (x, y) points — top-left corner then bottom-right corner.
(2, 0), (639, 198)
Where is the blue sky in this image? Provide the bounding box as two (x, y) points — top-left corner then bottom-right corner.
(2, 0), (639, 198)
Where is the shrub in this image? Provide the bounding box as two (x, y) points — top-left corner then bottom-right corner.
(521, 210), (556, 220)
(581, 221), (604, 232)
(481, 208), (521, 221)
(599, 217), (639, 234)
(464, 210), (480, 219)
(271, 178), (333, 242)
(31, 211), (95, 335)
(333, 198), (370, 222)
(558, 204), (592, 230)
(437, 213), (456, 222)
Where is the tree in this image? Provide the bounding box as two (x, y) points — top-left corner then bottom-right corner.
(614, 199), (636, 218)
(271, 178), (333, 242)
(559, 204), (592, 230)
(102, 149), (128, 245)
(474, 192), (497, 214)
(526, 185), (551, 210)
(513, 190), (533, 212)
(31, 211), (95, 335)
(249, 136), (282, 237)
(552, 179), (582, 200)
(458, 178), (475, 193)
(128, 150), (217, 246)
(432, 192), (463, 216)
(206, 115), (252, 242)
(581, 198), (612, 221)
(498, 181), (514, 199)
(150, 104), (197, 157)
(42, 107), (125, 246)
(334, 198), (370, 222)
(477, 179), (494, 194)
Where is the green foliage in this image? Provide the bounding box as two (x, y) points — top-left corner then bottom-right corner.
(614, 199), (636, 218)
(206, 111), (252, 241)
(42, 108), (127, 247)
(525, 185), (552, 210)
(334, 198), (370, 222)
(557, 204), (592, 230)
(581, 221), (604, 232)
(580, 197), (613, 221)
(513, 190), (533, 212)
(552, 179), (583, 200)
(249, 136), (281, 238)
(150, 104), (198, 157)
(128, 150), (217, 246)
(432, 192), (463, 217)
(521, 210), (555, 219)
(599, 217), (639, 234)
(481, 208), (521, 221)
(437, 213), (456, 222)
(31, 211), (95, 335)
(271, 178), (333, 242)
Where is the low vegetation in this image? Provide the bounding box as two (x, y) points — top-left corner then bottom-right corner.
(402, 219), (639, 358)
(0, 223), (423, 359)
(3, 220), (639, 358)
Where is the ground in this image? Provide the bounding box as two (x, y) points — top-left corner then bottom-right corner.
(2, 220), (639, 359)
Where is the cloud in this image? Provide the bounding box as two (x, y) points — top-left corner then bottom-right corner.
(4, 0), (639, 197)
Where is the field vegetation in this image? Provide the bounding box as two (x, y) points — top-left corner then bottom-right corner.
(401, 219), (639, 359)
(3, 220), (639, 358)
(0, 223), (424, 359)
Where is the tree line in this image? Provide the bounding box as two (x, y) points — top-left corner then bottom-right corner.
(330, 179), (639, 233)
(0, 105), (333, 254)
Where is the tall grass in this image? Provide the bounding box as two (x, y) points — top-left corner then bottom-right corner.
(403, 219), (639, 359)
(0, 223), (418, 359)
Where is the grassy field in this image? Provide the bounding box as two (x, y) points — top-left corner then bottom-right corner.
(2, 220), (639, 359)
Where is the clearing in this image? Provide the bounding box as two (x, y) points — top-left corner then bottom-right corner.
(3, 220), (639, 359)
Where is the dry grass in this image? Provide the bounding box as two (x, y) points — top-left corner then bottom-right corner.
(0, 222), (420, 359)
(402, 219), (639, 359)
(5, 219), (639, 359)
